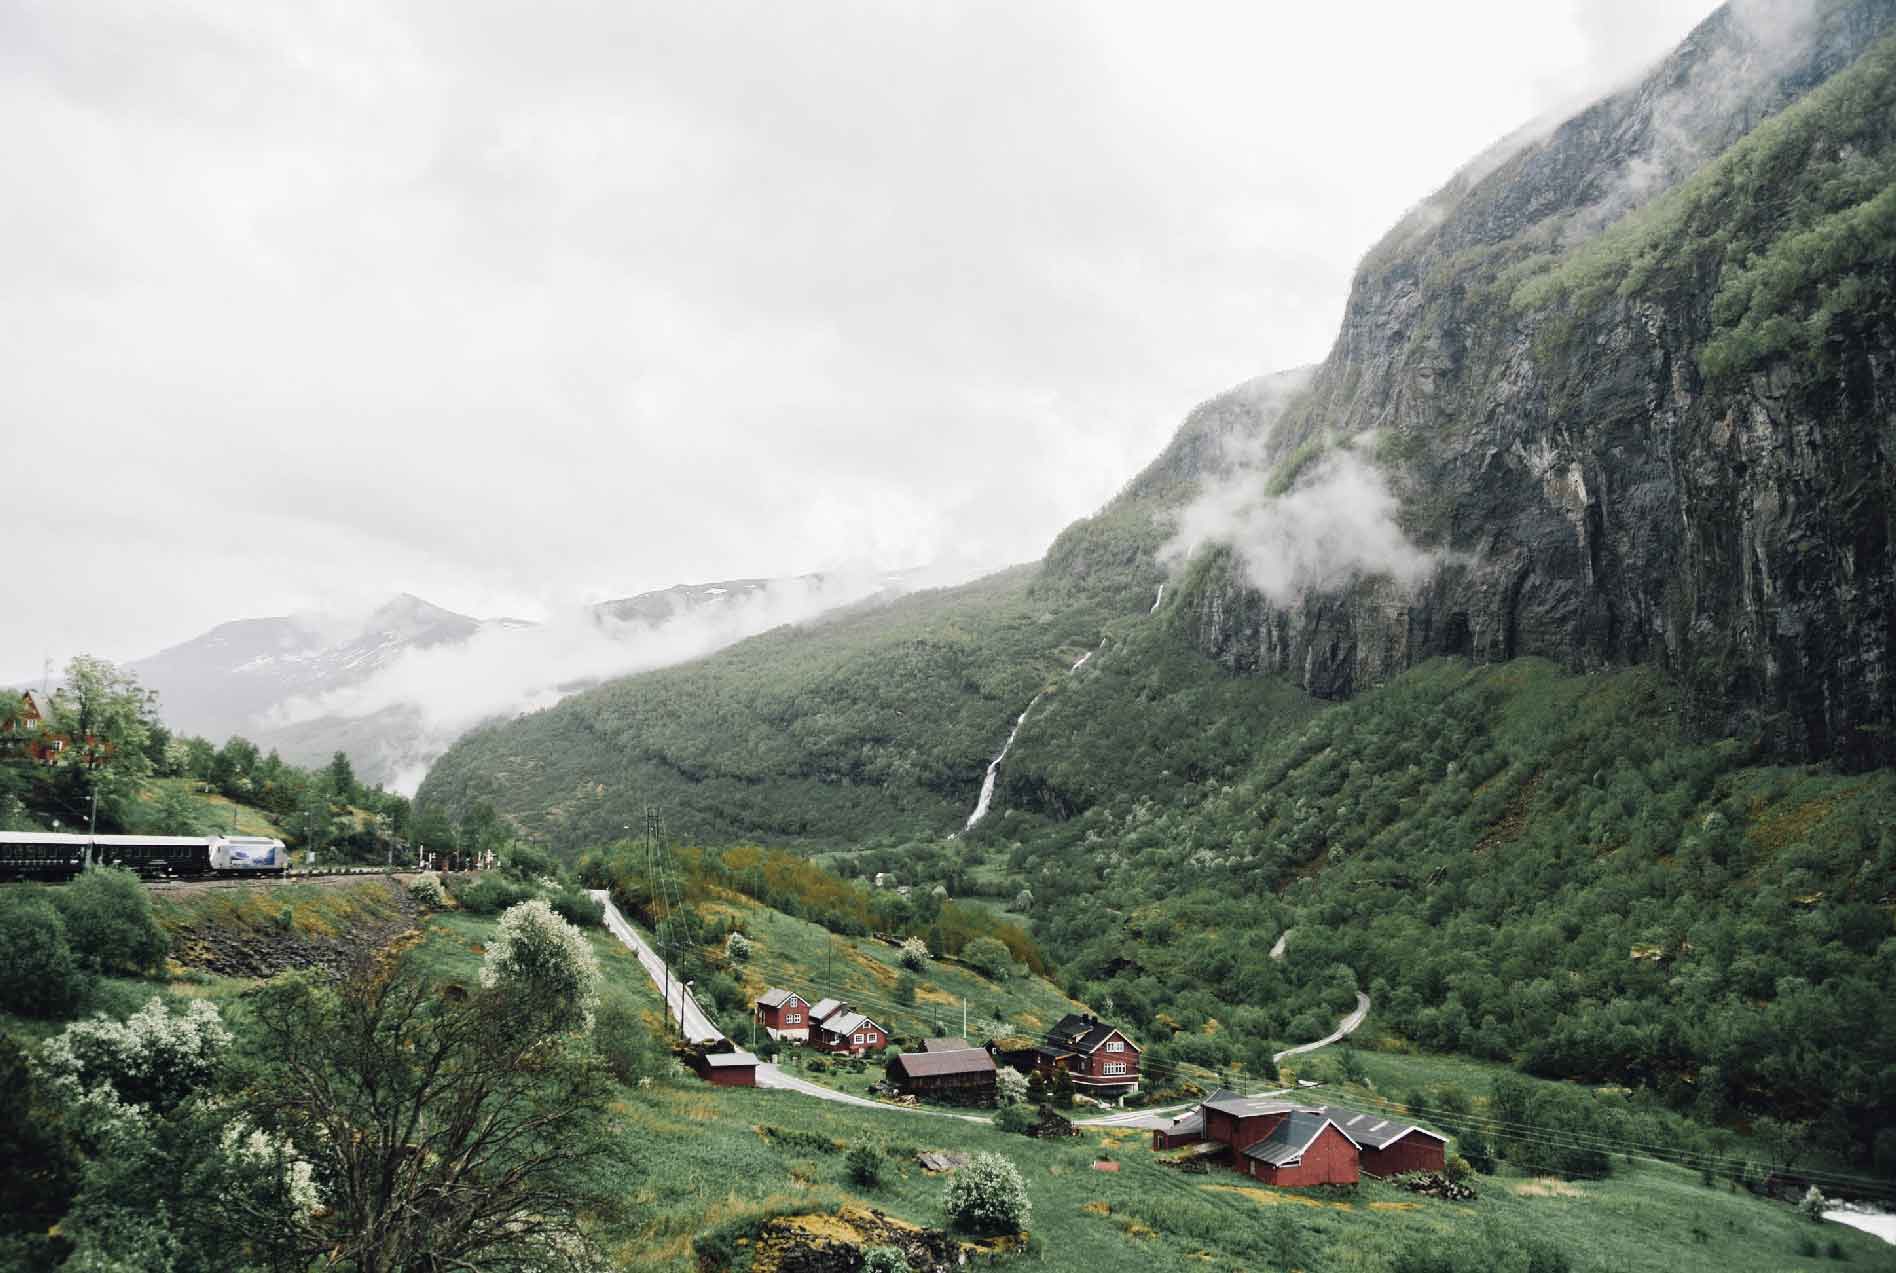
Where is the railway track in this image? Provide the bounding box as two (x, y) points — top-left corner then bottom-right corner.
(142, 869), (416, 890)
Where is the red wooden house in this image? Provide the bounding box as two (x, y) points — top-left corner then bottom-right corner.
(813, 1008), (887, 1056)
(1006, 1013), (1141, 1097)
(1315, 1106), (1448, 1176)
(753, 988), (811, 1041)
(3, 690), (62, 764)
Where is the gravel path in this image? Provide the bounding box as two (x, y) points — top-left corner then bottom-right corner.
(1272, 992), (1370, 1064)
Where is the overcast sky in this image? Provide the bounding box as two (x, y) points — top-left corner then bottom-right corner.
(0, 0), (1722, 676)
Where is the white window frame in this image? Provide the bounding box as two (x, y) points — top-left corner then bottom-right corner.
(784, 1013), (801, 1024)
(1106, 1040), (1125, 1052)
(1104, 1062), (1128, 1076)
(852, 1033), (865, 1045)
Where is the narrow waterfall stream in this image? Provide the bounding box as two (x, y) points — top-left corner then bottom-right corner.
(1150, 584), (1164, 614)
(963, 694), (1044, 831)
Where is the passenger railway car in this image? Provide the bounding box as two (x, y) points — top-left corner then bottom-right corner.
(0, 831), (92, 881)
(0, 831), (289, 880)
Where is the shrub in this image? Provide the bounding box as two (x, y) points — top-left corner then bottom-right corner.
(993, 1103), (1036, 1135)
(1800, 1185), (1828, 1222)
(862, 1246), (909, 1273)
(406, 872), (447, 908)
(451, 874), (532, 916)
(961, 937), (1012, 981)
(593, 994), (669, 1086)
(995, 1067), (1029, 1107)
(480, 899), (601, 1032)
(549, 887), (604, 929)
(1827, 1239), (1847, 1260)
(1796, 1233), (1820, 1258)
(1445, 1155), (1473, 1184)
(50, 866), (168, 975)
(846, 1144), (883, 1187)
(40, 996), (231, 1115)
(894, 971), (918, 1006)
(0, 894), (87, 1017)
(943, 1152), (1030, 1235)
(898, 937), (930, 971)
(725, 931), (751, 963)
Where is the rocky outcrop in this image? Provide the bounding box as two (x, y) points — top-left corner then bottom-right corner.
(1169, 0), (1896, 765)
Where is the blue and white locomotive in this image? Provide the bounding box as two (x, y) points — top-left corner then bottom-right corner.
(0, 831), (290, 881)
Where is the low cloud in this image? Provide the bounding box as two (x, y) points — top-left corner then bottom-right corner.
(268, 570), (917, 792)
(1164, 444), (1437, 605)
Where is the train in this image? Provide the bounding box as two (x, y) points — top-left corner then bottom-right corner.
(0, 831), (290, 881)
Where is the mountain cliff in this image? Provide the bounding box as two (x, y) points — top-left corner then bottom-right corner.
(1162, 0), (1896, 765)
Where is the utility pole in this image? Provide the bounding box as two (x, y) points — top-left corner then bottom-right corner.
(962, 997), (967, 1040)
(87, 789), (97, 838)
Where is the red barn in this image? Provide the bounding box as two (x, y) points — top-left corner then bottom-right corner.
(813, 1009), (887, 1056)
(1199, 1090), (1298, 1158)
(1316, 1106), (1448, 1176)
(753, 988), (811, 1041)
(1240, 1110), (1361, 1187)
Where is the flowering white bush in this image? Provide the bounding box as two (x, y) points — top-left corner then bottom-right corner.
(995, 1066), (1029, 1107)
(221, 1117), (322, 1217)
(40, 996), (231, 1117)
(407, 872), (447, 907)
(725, 931), (752, 963)
(481, 899), (602, 1032)
(943, 1151), (1031, 1235)
(898, 937), (930, 971)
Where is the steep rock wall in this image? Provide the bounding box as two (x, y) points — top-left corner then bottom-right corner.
(1176, 0), (1896, 765)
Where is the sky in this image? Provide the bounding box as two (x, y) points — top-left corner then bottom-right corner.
(0, 0), (1722, 677)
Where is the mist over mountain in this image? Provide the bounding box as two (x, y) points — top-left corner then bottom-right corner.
(125, 573), (919, 790)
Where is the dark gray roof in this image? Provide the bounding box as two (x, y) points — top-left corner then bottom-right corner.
(892, 1048), (996, 1079)
(756, 988), (800, 1008)
(1049, 1013), (1132, 1054)
(703, 1050), (759, 1068)
(922, 1037), (973, 1052)
(809, 997), (843, 1021)
(1201, 1091), (1296, 1120)
(1312, 1105), (1444, 1151)
(1241, 1111), (1353, 1167)
(1165, 1110), (1204, 1137)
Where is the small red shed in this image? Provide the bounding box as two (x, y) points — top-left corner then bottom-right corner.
(692, 1049), (761, 1087)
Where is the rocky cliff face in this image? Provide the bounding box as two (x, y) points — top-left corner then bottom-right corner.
(1170, 0), (1896, 766)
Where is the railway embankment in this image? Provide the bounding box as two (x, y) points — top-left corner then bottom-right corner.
(154, 875), (419, 979)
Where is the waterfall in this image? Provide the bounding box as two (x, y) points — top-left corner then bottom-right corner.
(963, 694), (1043, 832)
(962, 585), (1161, 831)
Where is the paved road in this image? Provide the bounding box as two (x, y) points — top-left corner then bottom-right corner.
(1272, 992), (1370, 1064)
(756, 1064), (988, 1122)
(1075, 1087), (1294, 1128)
(593, 891), (725, 1045)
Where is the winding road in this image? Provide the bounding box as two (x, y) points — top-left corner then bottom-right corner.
(1272, 992), (1370, 1064)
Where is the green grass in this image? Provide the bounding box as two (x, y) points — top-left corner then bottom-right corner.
(705, 890), (1085, 1052)
(9, 898), (1893, 1272)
